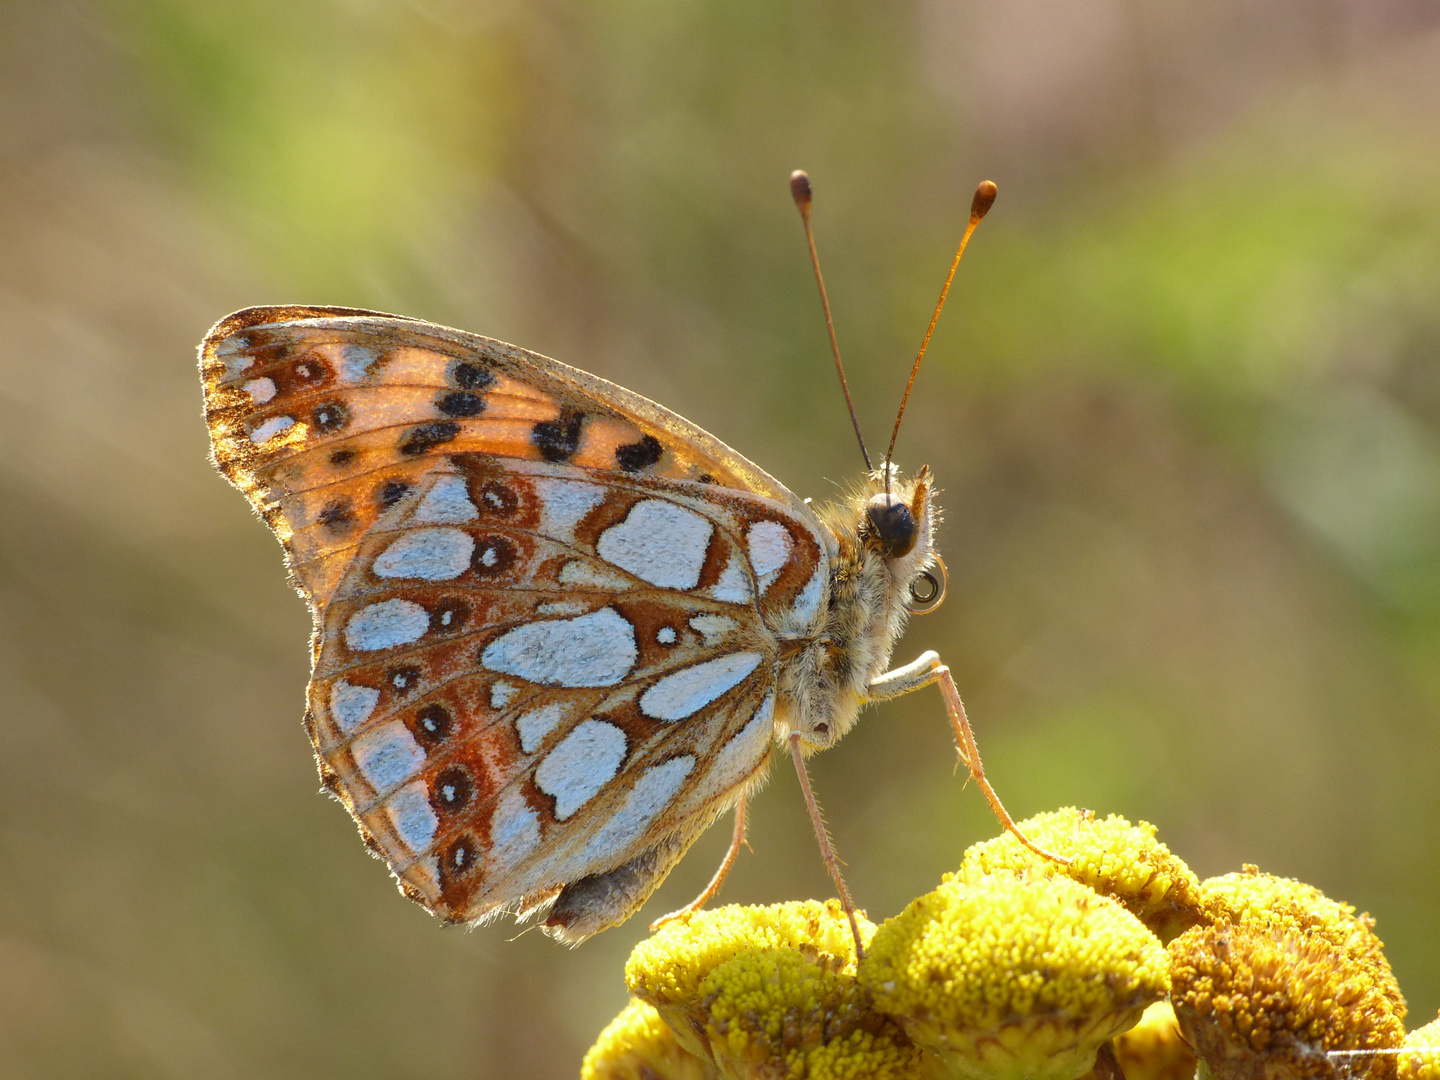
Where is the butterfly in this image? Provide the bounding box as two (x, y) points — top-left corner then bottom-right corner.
(198, 176), (1059, 952)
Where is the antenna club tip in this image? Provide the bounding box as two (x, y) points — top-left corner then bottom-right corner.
(971, 180), (997, 221)
(790, 170), (813, 209)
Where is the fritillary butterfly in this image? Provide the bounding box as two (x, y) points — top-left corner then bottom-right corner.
(198, 177), (1058, 951)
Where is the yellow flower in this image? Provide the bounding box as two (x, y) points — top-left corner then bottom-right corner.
(626, 901), (874, 1062)
(1399, 1012), (1440, 1080)
(1107, 1001), (1197, 1080)
(1168, 921), (1404, 1080)
(955, 808), (1203, 942)
(1199, 866), (1405, 1022)
(698, 947), (924, 1080)
(582, 998), (717, 1080)
(858, 871), (1169, 1080)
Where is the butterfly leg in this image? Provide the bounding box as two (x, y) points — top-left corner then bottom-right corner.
(869, 651), (1070, 867)
(788, 732), (867, 959)
(647, 794), (749, 933)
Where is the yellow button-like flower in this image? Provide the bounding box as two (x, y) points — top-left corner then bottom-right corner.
(1199, 867), (1405, 1022)
(699, 947), (924, 1080)
(1399, 1012), (1440, 1080)
(858, 871), (1169, 1080)
(1108, 1001), (1197, 1080)
(582, 998), (717, 1080)
(626, 901), (874, 1062)
(955, 808), (1203, 942)
(1168, 922), (1404, 1080)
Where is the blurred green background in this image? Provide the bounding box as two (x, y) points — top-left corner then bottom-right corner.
(2, 0), (1438, 1076)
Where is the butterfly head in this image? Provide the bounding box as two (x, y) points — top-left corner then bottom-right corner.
(860, 464), (939, 600)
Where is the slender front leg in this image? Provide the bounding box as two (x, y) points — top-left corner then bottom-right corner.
(648, 794), (749, 932)
(788, 733), (866, 959)
(869, 651), (1070, 867)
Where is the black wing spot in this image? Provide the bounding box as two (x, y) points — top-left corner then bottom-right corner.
(329, 447), (357, 467)
(378, 480), (411, 510)
(432, 766), (474, 812)
(290, 355), (332, 386)
(471, 535), (516, 577)
(387, 665), (422, 696)
(478, 482), (518, 517)
(698, 473), (717, 484)
(436, 391), (486, 418)
(433, 599), (470, 632)
(439, 835), (480, 884)
(311, 401), (350, 434)
(615, 434), (663, 472)
(531, 411), (584, 462)
(401, 421), (461, 455)
(317, 499), (354, 532)
(413, 703), (453, 745)
(453, 361), (495, 391)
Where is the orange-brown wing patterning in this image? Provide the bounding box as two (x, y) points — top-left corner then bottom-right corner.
(199, 306), (831, 931)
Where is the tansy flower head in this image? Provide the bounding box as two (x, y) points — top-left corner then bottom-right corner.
(955, 808), (1203, 942)
(1399, 1013), (1440, 1080)
(626, 901), (874, 1062)
(697, 947), (923, 1080)
(1104, 1001), (1197, 1080)
(858, 871), (1169, 1080)
(582, 998), (717, 1080)
(1199, 866), (1405, 1022)
(1168, 922), (1404, 1080)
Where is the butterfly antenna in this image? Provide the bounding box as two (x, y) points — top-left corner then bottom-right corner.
(791, 170), (872, 473)
(883, 180), (996, 498)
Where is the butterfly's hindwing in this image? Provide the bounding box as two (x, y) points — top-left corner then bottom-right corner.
(200, 307), (831, 931)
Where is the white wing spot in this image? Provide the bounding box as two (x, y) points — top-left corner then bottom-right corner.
(535, 479), (606, 543)
(579, 755), (695, 863)
(481, 607), (637, 687)
(639, 652), (764, 722)
(535, 719), (627, 820)
(490, 681), (519, 710)
(412, 474), (479, 524)
(345, 599), (430, 651)
(249, 416), (294, 444)
(372, 527), (474, 581)
(707, 554), (751, 604)
(536, 599), (589, 617)
(656, 626), (677, 645)
(687, 614), (735, 647)
(597, 499), (713, 590)
(337, 344), (378, 383)
(787, 566), (826, 628)
(242, 377), (277, 404)
(516, 701), (569, 754)
(558, 560), (632, 590)
(747, 521), (792, 579)
(352, 721), (426, 795)
(330, 680), (380, 733)
(709, 694), (775, 794)
(386, 781), (438, 853)
(220, 348), (254, 378)
(488, 788), (541, 871)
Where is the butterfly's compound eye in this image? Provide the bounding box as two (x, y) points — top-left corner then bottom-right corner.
(866, 493), (919, 559)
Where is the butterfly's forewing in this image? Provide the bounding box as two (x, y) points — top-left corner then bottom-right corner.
(199, 307), (830, 931)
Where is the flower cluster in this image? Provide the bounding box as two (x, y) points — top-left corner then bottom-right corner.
(583, 808), (1433, 1080)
